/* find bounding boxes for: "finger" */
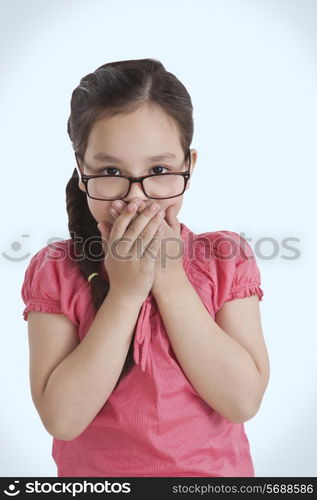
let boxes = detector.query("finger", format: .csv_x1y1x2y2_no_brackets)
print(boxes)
108,200,144,248
110,201,140,242
97,220,106,236
138,209,165,255
137,200,151,212
125,202,164,250
97,221,111,253
111,200,148,225
145,224,163,260
109,200,146,227
111,200,154,229
100,220,112,236
112,199,150,214
109,207,120,222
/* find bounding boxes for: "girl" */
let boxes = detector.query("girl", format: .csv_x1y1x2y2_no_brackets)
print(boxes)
21,58,270,477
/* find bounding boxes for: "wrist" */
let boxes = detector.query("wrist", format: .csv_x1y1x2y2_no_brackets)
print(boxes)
152,269,190,298
106,287,145,310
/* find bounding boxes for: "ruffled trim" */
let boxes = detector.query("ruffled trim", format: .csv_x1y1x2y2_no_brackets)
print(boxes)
225,284,264,303
133,297,153,372
23,301,62,321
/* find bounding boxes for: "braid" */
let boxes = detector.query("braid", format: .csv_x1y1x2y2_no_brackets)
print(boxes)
65,168,136,386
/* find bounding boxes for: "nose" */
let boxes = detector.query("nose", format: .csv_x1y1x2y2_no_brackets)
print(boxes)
122,180,148,204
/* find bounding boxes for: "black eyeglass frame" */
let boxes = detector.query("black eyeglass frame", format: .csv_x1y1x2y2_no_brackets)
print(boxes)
74,148,192,201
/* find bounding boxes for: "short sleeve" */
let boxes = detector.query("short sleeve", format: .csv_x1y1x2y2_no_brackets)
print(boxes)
224,231,264,303
21,246,63,321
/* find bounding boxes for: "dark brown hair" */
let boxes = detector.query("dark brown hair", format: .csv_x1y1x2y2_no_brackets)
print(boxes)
66,58,194,386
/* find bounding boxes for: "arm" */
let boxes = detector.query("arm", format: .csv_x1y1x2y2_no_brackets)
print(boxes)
28,200,163,442
33,291,143,441
153,274,270,423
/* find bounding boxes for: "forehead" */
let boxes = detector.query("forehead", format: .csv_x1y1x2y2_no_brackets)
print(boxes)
85,105,182,160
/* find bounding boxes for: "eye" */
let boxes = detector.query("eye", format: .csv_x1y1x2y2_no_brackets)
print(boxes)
96,165,169,175
99,167,120,175
151,165,169,175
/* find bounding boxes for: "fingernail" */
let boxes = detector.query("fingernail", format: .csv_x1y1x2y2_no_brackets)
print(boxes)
128,202,137,212
132,199,142,207
113,200,124,209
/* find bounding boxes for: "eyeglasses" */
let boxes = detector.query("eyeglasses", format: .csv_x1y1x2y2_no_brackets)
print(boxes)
74,149,191,201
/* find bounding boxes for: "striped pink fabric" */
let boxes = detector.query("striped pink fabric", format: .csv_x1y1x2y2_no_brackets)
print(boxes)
21,223,264,477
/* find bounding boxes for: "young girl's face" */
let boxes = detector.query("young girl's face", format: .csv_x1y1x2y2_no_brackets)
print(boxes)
77,104,197,228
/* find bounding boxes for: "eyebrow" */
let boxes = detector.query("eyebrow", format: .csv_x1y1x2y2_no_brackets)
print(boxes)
92,152,177,163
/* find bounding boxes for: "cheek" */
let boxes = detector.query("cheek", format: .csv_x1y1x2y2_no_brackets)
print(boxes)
162,198,183,216
87,198,113,222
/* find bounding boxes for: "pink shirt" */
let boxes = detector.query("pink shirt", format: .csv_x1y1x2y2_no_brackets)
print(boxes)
21,222,264,477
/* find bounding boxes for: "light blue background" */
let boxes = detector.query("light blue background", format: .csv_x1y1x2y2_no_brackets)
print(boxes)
1,0,316,477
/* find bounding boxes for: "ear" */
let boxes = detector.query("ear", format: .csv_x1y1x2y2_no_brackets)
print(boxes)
78,178,86,193
75,153,86,193
185,148,197,190
188,148,197,175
